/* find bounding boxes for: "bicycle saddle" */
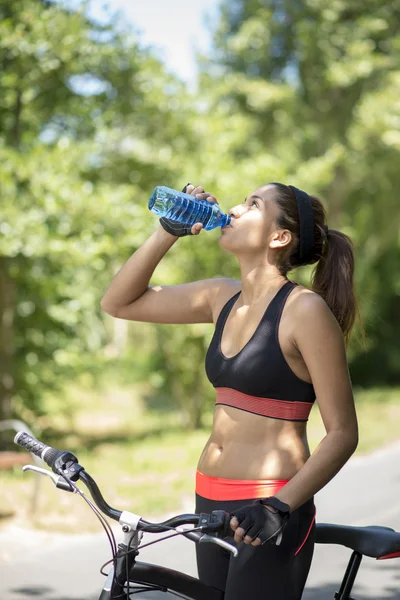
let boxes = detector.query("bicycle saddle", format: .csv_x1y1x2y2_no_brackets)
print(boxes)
316,523,400,559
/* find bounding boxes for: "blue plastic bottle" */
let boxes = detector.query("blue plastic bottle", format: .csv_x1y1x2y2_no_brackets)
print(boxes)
148,186,231,231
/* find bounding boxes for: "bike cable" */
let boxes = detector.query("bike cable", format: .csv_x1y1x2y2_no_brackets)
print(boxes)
99,524,205,570
58,468,206,600
100,525,206,599
57,471,119,592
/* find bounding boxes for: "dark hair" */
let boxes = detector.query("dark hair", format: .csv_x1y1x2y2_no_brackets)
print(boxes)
270,182,363,347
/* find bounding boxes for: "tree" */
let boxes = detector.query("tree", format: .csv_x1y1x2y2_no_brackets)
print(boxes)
196,0,400,383
0,0,194,421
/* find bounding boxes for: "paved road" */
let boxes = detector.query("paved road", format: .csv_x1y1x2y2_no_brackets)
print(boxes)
1,441,400,599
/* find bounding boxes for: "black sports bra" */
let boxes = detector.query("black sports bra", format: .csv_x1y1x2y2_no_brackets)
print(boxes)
205,280,316,421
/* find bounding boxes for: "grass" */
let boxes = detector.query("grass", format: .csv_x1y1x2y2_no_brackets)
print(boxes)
1,381,399,534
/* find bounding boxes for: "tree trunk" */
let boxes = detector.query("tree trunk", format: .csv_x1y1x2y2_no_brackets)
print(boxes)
0,257,16,421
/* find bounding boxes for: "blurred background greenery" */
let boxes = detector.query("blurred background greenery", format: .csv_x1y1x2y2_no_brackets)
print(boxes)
0,0,399,531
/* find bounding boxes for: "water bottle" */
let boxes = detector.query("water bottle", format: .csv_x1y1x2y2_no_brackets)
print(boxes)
148,186,231,231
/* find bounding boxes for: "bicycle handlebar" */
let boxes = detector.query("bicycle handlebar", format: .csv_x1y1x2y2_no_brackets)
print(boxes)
14,431,64,469
14,432,234,543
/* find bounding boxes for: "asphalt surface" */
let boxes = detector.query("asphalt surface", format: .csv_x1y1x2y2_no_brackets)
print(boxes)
1,440,400,600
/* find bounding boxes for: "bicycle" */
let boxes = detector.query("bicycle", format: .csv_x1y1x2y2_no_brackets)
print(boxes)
14,431,400,600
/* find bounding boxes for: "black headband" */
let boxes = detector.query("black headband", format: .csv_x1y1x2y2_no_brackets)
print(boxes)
288,185,315,263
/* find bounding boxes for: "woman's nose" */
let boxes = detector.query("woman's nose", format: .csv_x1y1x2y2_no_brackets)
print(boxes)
228,205,244,218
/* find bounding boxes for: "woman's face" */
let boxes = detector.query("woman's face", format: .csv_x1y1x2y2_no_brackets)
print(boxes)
218,184,286,255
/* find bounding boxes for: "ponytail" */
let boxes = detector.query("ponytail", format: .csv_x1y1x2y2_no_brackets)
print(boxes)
311,228,362,347
271,182,364,347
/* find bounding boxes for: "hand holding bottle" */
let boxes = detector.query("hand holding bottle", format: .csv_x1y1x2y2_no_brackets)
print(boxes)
185,184,220,235
155,183,225,238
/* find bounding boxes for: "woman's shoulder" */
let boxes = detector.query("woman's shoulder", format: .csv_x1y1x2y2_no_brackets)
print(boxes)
291,283,326,305
289,284,341,330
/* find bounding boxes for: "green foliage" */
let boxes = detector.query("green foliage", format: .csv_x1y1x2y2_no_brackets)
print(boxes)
1,0,399,429
0,0,196,422
197,0,400,378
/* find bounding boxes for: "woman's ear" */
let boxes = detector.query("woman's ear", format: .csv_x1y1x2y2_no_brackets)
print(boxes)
269,229,292,249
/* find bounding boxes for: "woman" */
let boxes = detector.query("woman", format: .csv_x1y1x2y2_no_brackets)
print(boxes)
100,182,359,599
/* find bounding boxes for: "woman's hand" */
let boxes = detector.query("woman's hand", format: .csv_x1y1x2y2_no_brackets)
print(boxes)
230,500,290,547
185,184,219,235
159,183,219,237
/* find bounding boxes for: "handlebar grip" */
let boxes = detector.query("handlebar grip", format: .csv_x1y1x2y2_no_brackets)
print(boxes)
14,431,64,471
14,431,50,457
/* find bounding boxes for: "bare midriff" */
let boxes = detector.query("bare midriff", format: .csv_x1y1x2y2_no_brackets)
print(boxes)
198,281,314,482
196,404,311,481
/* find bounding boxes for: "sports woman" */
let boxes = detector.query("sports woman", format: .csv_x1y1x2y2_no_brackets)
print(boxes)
101,182,359,599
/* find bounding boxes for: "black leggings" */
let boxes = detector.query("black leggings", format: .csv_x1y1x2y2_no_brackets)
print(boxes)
195,494,316,600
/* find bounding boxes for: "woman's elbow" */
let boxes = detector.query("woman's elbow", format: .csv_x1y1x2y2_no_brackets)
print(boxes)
343,428,359,455
330,427,358,455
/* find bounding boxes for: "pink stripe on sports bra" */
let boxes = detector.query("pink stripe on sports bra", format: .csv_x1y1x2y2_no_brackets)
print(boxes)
215,387,314,421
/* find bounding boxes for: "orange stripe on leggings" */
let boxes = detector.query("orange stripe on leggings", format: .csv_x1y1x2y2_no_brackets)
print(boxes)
294,505,316,556
196,470,289,501
215,387,313,421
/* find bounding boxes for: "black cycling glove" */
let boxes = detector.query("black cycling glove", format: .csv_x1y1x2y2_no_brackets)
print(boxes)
159,183,193,237
231,496,291,546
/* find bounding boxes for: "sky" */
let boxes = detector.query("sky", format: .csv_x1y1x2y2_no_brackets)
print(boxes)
89,0,220,90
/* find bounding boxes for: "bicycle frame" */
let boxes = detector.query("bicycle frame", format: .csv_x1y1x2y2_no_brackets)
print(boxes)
19,464,231,599
98,515,400,600
98,514,224,600
98,526,365,600
332,549,362,600
17,465,382,600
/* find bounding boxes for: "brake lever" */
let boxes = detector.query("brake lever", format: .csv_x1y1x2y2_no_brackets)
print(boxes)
179,527,238,557
199,534,238,557
22,464,75,493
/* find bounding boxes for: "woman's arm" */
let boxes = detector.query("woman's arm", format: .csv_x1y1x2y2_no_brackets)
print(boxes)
274,291,359,512
100,225,178,312
100,184,222,322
